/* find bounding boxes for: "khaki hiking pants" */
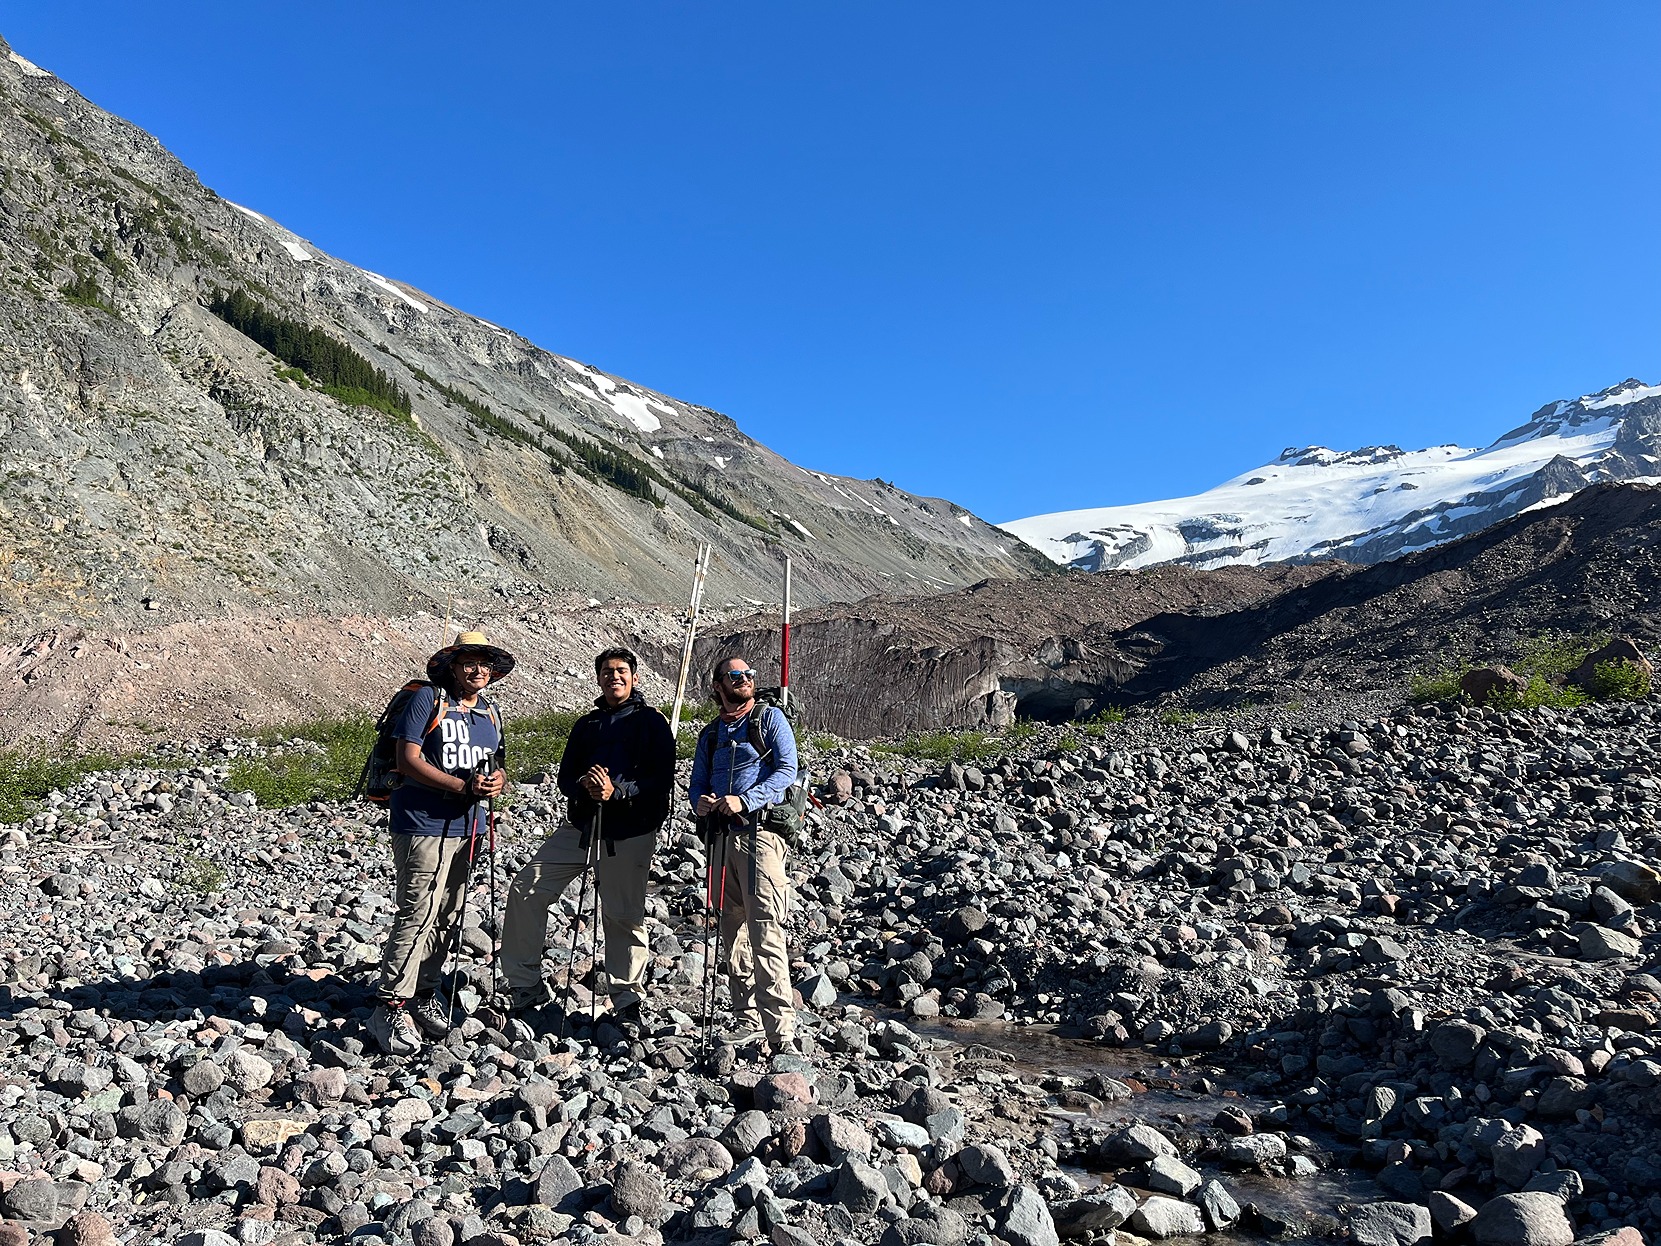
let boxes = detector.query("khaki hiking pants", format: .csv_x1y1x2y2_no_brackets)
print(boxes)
378,832,475,1003
501,820,655,1009
719,824,795,1044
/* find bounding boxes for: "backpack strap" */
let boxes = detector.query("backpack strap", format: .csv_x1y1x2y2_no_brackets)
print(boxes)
425,686,450,738
747,705,773,761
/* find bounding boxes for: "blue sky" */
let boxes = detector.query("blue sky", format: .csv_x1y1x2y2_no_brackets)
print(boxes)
7,4,1658,522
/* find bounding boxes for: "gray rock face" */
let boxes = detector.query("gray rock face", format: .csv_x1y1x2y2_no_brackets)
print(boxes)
1348,1201,1433,1246
0,38,1043,646
1052,1185,1139,1239
1471,1193,1575,1246
1129,1195,1206,1239
609,1160,664,1222
1001,1185,1060,1246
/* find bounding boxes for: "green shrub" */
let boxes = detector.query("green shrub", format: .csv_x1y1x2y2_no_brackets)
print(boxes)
508,709,584,783
61,272,113,311
1513,632,1607,682
1158,708,1201,726
875,730,1000,764
1083,706,1126,738
1487,674,1588,712
1588,659,1651,701
1006,720,1039,743
176,854,226,896
227,715,377,808
1056,731,1080,754
0,749,122,824
1409,668,1468,704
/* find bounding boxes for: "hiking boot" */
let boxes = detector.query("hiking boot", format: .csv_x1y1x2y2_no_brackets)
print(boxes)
408,993,454,1040
770,1034,803,1057
368,1002,422,1057
612,1001,647,1040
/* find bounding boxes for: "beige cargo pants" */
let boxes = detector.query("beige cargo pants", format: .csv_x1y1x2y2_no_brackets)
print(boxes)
718,824,795,1044
378,832,474,1002
500,820,655,1009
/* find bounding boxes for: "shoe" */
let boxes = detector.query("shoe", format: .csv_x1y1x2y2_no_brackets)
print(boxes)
613,1001,646,1040
368,1003,422,1056
409,993,454,1040
770,1034,803,1057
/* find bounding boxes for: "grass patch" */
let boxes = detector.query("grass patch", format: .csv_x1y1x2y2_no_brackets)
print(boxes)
875,729,1001,764
1486,675,1588,712
0,749,124,824
1409,669,1467,704
1159,708,1202,726
508,709,584,783
1082,706,1126,738
227,716,378,808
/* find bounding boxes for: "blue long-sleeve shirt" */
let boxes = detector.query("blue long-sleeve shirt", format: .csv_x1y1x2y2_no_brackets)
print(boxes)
688,705,798,816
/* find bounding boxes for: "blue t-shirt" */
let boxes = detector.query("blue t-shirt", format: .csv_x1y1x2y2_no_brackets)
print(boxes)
387,685,503,837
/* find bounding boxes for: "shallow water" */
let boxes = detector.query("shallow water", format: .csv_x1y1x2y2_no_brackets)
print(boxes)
908,1016,1384,1243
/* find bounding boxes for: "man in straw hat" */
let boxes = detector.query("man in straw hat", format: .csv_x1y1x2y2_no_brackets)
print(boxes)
369,630,512,1056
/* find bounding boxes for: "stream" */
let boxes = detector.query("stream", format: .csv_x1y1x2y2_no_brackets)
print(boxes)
909,1015,1386,1242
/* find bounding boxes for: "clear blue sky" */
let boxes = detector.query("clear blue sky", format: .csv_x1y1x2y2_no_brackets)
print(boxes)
8,4,1658,522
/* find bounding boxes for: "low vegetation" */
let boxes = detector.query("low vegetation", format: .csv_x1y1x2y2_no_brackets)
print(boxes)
0,749,124,824
226,716,378,808
1409,631,1650,708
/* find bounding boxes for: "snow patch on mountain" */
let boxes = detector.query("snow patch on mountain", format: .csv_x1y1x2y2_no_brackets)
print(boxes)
1003,379,1661,571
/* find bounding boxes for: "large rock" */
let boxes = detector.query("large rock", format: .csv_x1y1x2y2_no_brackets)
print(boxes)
834,1156,888,1215
1577,925,1642,961
1052,1186,1139,1239
1600,860,1661,904
1471,1193,1574,1246
1001,1186,1059,1246
1566,637,1652,692
1101,1123,1178,1163
1129,1196,1206,1239
1491,1125,1548,1188
534,1155,583,1209
2,1178,58,1222
1461,666,1528,705
609,1160,664,1222
1348,1202,1433,1246
955,1143,1016,1188
662,1137,734,1180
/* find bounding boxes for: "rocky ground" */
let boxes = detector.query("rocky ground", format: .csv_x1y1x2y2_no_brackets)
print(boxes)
0,692,1656,1246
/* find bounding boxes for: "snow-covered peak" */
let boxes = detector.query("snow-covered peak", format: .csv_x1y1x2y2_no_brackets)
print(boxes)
1004,379,1661,571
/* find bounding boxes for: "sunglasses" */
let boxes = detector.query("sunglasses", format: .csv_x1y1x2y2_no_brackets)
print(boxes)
722,669,757,684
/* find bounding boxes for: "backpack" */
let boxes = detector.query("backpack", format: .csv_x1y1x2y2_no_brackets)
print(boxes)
698,688,811,841
355,681,501,804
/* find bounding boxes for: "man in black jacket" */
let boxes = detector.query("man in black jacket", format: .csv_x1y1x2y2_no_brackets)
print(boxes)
500,647,674,1031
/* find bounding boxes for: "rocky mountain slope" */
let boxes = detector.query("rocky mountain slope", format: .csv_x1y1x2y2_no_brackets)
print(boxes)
0,36,1049,639
685,481,1661,736
1005,380,1661,571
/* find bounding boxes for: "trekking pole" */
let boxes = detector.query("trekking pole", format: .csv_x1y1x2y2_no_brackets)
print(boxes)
558,815,591,1039
697,830,717,1063
670,543,712,736
589,803,604,1030
486,794,501,999
781,555,792,712
448,801,480,1030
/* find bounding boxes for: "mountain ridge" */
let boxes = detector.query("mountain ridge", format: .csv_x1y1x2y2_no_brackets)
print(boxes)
0,36,1050,635
1004,378,1661,571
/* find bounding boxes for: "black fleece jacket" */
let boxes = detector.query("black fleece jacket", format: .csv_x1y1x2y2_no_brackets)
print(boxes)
557,691,675,841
